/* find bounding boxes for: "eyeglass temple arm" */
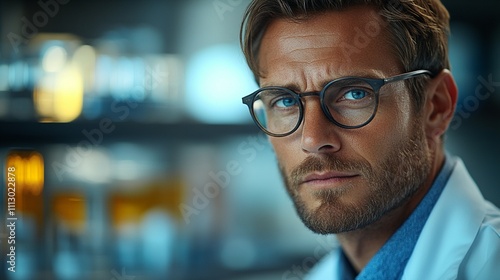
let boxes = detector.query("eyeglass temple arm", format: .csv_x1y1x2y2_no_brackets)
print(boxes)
383,69,435,84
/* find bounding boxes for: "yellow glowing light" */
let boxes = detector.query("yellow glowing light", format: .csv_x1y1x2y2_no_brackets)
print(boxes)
34,65,84,122
53,66,84,121
53,194,87,232
6,150,44,196
72,45,97,90
42,46,67,73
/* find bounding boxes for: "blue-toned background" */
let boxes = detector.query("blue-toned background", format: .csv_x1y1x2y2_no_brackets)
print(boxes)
0,0,498,279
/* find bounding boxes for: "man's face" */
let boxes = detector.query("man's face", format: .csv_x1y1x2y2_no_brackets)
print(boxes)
258,7,433,234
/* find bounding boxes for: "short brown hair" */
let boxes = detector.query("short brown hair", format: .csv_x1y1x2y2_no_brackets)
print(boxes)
240,0,451,111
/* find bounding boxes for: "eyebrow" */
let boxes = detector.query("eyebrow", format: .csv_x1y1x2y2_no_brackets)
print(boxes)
260,70,385,92
260,82,328,93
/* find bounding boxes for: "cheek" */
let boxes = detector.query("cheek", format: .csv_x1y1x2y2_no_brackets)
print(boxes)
389,83,414,130
352,93,415,160
387,85,414,126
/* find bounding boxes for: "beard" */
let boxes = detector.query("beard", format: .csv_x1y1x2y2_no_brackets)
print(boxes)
279,121,432,234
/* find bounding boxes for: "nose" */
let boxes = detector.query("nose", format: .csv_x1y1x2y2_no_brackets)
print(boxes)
300,98,342,153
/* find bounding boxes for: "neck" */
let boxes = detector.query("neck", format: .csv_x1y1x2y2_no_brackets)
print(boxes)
337,150,445,273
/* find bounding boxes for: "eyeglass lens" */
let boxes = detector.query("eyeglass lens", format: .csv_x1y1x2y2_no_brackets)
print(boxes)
252,78,378,135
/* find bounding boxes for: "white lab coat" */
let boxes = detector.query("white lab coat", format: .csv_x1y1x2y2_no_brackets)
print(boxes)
307,159,500,280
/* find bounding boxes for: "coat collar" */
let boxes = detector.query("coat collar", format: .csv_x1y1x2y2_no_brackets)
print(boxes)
402,158,487,279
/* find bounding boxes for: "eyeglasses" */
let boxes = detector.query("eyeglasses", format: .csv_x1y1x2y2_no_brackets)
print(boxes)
242,69,433,137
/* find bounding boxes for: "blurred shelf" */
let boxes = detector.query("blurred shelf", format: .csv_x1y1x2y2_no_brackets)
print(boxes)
0,121,261,145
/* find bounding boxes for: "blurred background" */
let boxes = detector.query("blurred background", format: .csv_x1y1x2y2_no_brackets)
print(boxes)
0,0,498,279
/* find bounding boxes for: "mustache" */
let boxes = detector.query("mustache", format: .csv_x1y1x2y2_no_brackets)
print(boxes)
289,155,371,187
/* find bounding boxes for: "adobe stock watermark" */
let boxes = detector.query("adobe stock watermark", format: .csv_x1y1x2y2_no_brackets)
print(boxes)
213,0,243,21
7,0,71,53
450,74,499,130
281,235,339,280
51,64,167,181
338,10,385,63
179,132,269,224
110,267,135,280
338,0,404,63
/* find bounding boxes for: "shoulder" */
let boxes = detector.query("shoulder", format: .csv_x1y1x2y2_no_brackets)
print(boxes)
403,158,499,279
481,200,500,234
458,201,500,278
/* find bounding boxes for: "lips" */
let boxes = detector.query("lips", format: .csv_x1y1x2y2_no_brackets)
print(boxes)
300,171,359,187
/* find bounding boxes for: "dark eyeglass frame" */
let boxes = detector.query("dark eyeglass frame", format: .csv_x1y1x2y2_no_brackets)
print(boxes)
242,69,434,137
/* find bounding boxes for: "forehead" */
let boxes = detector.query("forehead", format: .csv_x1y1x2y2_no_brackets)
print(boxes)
258,6,402,87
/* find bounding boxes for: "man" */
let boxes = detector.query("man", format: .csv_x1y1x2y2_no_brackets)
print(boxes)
240,0,500,279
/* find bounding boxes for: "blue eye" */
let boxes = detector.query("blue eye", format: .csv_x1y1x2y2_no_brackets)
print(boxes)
344,89,367,100
275,97,298,108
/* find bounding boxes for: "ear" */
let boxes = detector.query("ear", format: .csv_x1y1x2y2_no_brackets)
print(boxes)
423,69,458,142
